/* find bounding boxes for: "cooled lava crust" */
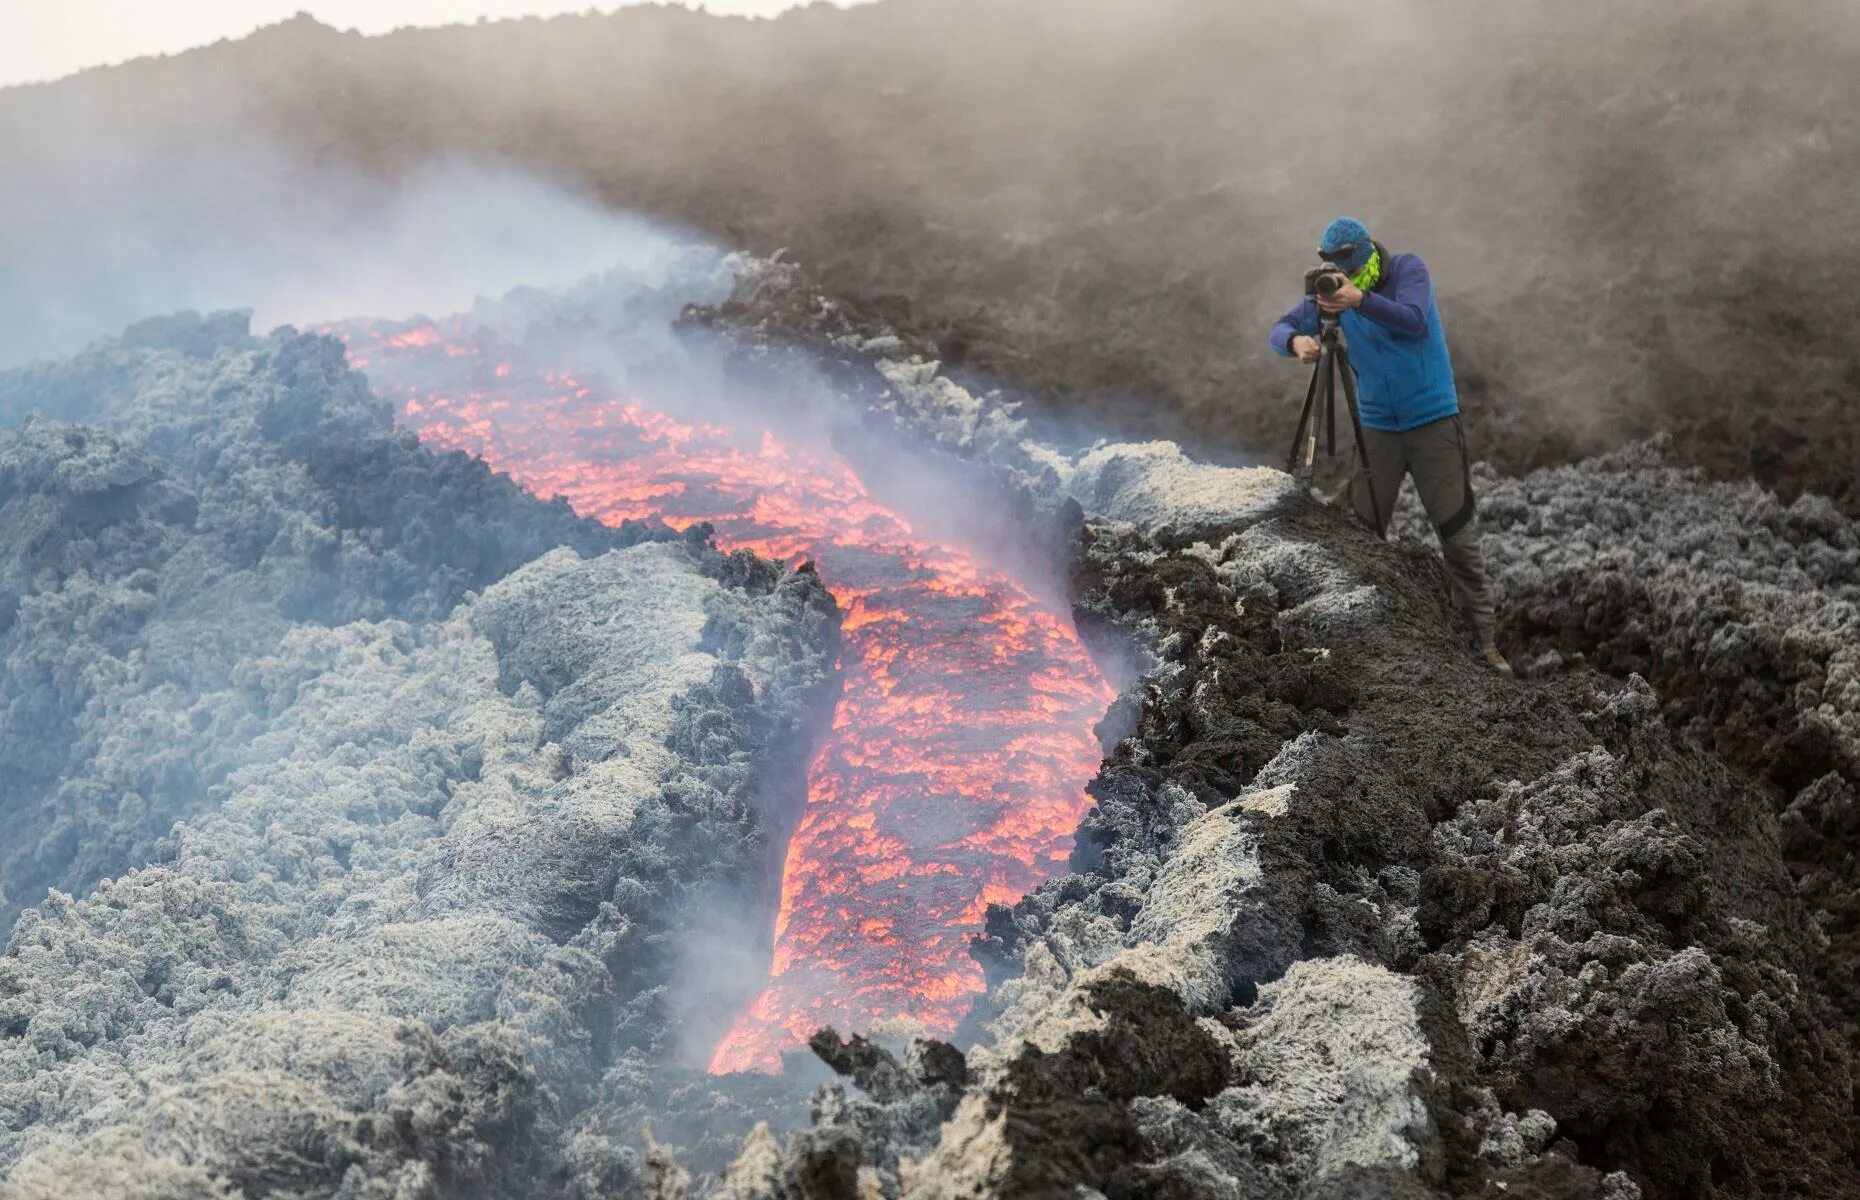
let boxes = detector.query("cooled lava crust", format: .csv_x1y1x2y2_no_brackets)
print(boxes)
2,269,1855,1199
688,270,1860,1200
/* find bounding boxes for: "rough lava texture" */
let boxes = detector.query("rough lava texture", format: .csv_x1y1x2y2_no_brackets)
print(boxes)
1459,438,1860,1057
0,316,839,1196
7,258,1860,1199
681,270,1859,1200
0,313,636,934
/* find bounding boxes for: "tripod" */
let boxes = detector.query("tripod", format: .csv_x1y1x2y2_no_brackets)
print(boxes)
1284,312,1383,535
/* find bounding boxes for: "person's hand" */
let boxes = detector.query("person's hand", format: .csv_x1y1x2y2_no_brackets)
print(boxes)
1290,335,1320,363
1316,280,1364,313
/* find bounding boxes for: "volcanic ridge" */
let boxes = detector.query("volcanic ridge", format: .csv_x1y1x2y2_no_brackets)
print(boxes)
3,1,1860,1193
0,241,1853,1200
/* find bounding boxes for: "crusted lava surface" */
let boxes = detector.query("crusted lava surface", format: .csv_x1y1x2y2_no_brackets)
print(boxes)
0,312,841,1195
1469,439,1860,1064
688,268,1860,1200
3,255,1858,1199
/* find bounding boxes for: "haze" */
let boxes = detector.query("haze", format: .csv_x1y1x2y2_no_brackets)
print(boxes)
1,0,1854,508
0,1,866,88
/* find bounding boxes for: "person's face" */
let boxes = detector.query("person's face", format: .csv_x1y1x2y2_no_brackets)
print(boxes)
1318,242,1365,274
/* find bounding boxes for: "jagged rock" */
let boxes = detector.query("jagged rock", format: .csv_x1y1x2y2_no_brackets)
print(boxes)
0,322,839,1196
1437,440,1860,1062
0,315,643,935
9,245,1860,1200
676,266,1859,1197
1213,957,1433,1184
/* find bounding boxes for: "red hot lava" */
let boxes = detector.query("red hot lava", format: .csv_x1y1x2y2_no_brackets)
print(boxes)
339,317,1113,1074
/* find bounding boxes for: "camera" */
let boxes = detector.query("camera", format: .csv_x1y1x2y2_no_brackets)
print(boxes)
1305,266,1348,298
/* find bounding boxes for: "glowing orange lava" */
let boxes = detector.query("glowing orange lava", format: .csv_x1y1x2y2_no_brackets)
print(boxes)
336,317,1113,1073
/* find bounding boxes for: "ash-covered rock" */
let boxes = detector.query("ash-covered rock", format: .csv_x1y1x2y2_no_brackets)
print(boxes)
719,421,1854,1196
1450,436,1860,1075
0,313,643,934
1445,437,1859,791
1009,480,1848,1197
0,536,836,1195
0,317,839,1197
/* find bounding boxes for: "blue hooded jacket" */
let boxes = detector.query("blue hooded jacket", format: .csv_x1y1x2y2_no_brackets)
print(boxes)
1268,245,1459,433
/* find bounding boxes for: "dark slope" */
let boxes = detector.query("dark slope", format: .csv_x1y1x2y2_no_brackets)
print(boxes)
4,0,1857,509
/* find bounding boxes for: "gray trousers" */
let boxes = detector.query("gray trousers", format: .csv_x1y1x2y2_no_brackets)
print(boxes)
1347,414,1497,647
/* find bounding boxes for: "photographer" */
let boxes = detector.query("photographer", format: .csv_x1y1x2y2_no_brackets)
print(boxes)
1268,217,1509,675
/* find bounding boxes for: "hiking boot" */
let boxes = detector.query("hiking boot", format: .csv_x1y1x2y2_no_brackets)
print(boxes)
1480,644,1513,676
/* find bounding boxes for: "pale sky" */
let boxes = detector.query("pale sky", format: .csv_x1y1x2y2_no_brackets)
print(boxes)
0,2,858,89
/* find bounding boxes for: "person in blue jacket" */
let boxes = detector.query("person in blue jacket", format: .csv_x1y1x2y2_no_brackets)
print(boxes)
1269,216,1509,674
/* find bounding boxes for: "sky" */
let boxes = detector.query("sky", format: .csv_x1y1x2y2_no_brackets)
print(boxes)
0,1,858,89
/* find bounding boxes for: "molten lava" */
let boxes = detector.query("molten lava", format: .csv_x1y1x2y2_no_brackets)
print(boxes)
339,317,1113,1073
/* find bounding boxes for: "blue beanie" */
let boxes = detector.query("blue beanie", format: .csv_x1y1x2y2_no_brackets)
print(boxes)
1320,217,1375,272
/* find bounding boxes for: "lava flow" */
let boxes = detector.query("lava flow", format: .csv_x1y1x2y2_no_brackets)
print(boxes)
338,316,1114,1073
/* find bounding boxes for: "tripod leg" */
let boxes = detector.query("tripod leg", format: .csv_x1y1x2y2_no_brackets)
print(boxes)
1335,348,1384,537
1322,348,1337,459
1318,344,1338,466
1285,361,1323,475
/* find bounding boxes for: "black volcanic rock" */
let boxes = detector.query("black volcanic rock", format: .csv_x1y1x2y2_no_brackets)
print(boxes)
1462,436,1860,1100
669,278,1857,1196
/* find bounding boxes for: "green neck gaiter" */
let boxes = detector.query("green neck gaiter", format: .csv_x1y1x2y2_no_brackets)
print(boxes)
1351,249,1383,293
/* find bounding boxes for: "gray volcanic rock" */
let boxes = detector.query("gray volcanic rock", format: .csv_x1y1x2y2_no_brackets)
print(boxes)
1438,437,1859,792
0,316,839,1197
0,314,635,934
0,538,836,1196
672,288,1856,1196
1460,436,1860,1082
986,480,1848,1198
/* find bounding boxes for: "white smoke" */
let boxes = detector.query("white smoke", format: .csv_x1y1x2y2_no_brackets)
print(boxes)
0,141,703,366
